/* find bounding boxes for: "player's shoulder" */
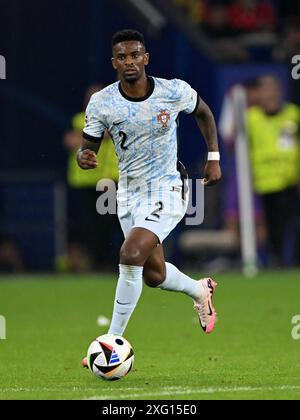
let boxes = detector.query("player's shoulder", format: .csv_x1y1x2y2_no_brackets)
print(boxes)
89,82,119,104
153,77,193,97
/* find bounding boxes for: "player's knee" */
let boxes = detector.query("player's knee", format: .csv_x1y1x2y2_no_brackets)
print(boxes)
120,243,143,266
143,270,165,288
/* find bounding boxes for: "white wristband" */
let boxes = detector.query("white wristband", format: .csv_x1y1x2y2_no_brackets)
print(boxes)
207,152,220,161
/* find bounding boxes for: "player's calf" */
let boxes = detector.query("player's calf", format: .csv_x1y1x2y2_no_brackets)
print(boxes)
143,269,165,288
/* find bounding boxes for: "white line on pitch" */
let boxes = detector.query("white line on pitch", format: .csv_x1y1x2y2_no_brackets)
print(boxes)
0,386,141,394
84,385,300,400
1,385,299,398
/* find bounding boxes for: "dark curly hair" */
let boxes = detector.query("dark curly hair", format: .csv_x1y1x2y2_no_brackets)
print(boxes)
112,29,146,49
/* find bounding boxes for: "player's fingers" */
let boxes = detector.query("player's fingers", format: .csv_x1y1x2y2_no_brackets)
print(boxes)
81,149,96,156
202,177,219,186
85,150,97,158
81,150,96,160
81,162,98,169
77,150,98,169
84,160,98,167
81,151,97,162
202,179,214,186
83,158,98,166
87,156,98,165
79,156,98,169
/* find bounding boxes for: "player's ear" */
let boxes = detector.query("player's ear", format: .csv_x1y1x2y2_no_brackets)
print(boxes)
144,53,149,66
111,57,117,70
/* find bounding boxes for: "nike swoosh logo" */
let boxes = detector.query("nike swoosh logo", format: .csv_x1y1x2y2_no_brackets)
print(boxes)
113,120,126,126
207,301,213,316
116,300,130,305
145,216,160,223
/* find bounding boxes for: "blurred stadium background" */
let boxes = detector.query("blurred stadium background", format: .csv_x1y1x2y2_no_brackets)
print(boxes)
1,0,300,401
0,0,300,275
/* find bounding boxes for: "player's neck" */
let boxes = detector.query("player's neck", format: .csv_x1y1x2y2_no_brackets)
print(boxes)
120,74,150,99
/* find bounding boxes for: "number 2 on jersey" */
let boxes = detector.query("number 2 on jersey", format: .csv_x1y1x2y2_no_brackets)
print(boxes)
119,131,128,150
145,201,164,223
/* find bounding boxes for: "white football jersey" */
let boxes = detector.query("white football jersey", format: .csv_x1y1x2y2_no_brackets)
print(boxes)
83,77,199,200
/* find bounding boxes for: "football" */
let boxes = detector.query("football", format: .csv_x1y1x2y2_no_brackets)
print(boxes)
86,334,134,380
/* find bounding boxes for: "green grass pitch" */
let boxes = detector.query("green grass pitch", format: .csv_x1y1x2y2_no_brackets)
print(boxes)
0,271,300,400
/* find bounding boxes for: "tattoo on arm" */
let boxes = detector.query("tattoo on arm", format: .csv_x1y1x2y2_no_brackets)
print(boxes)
194,98,219,152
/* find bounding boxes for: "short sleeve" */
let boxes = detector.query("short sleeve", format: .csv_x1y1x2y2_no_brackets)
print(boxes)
175,79,199,115
82,93,106,142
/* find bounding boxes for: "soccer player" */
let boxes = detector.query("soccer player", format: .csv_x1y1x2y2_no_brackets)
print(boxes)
78,29,222,346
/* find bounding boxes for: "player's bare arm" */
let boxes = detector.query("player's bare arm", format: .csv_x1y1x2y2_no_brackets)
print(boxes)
194,99,222,187
77,138,101,170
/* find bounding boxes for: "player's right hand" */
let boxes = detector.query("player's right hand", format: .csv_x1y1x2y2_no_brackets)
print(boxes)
77,149,98,169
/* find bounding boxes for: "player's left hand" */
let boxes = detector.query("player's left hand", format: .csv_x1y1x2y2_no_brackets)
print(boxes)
202,161,222,187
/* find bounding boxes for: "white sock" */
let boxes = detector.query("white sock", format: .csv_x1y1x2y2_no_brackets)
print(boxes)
157,262,202,299
108,264,143,336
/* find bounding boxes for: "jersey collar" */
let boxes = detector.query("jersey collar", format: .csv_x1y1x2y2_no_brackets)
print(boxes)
118,76,155,102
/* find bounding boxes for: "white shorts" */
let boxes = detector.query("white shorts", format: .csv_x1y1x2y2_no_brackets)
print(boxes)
117,188,189,243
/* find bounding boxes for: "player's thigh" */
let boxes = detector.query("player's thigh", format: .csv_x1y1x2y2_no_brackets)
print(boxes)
120,227,160,266
143,245,166,287
133,189,189,244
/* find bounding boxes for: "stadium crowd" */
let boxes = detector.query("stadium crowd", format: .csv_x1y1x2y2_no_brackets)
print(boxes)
172,0,300,61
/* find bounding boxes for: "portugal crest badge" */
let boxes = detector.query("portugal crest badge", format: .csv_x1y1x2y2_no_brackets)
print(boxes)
157,110,170,128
